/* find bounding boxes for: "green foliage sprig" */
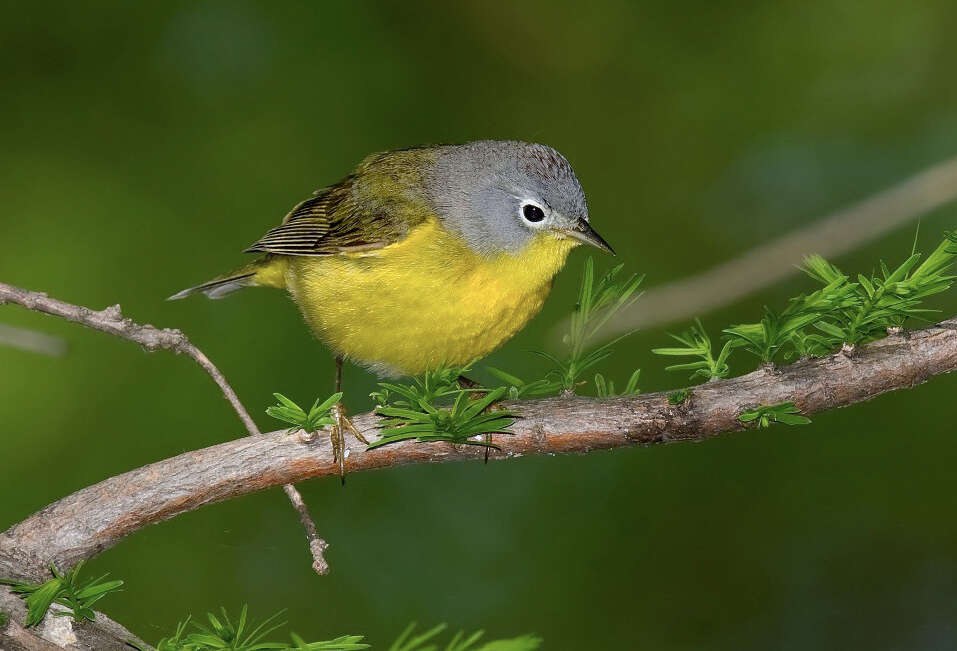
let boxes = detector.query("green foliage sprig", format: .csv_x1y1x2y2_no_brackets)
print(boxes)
484,367,557,400
738,402,811,428
153,618,191,651
177,606,288,650
559,257,644,389
656,231,957,375
146,608,540,651
369,366,469,409
289,633,370,650
0,562,123,627
667,388,691,405
148,606,367,651
652,319,733,381
266,392,342,435
802,235,957,348
594,369,641,397
370,368,515,449
491,257,643,397
388,622,541,651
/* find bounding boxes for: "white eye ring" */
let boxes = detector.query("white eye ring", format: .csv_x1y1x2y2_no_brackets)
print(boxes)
520,201,547,224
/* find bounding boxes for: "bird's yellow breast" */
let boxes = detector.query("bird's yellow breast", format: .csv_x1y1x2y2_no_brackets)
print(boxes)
282,219,575,376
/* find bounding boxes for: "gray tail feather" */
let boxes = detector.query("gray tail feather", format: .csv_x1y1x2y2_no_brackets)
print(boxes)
167,272,256,301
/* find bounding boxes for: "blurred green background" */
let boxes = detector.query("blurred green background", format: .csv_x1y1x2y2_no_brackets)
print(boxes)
3,1,957,648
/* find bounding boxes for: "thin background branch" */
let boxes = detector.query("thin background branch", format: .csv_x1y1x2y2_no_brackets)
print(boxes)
566,154,957,342
0,281,331,576
0,323,67,356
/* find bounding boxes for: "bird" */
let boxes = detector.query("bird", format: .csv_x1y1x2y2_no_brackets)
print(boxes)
170,140,614,474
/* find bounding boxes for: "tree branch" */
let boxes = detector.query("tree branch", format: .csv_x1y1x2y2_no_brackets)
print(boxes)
0,281,331,576
3,316,957,582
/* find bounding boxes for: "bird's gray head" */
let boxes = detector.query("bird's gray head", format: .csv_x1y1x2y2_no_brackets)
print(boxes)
425,140,613,256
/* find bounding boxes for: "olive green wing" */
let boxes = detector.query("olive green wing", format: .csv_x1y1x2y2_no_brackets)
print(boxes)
244,174,411,256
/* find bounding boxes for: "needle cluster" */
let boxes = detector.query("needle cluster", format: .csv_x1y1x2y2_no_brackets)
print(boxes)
146,605,366,650
655,231,957,377
489,257,643,397
266,393,342,436
370,368,515,449
0,562,123,627
738,402,811,428
145,606,541,651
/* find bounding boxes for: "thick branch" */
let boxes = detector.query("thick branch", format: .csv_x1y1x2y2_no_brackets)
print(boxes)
3,318,957,580
0,281,330,576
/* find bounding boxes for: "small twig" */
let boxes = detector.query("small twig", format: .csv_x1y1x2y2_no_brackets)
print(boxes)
0,281,330,576
281,484,329,575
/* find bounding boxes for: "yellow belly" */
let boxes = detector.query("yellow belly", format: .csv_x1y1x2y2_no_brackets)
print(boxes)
282,219,576,376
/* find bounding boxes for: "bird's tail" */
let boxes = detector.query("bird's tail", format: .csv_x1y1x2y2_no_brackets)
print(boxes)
167,256,287,301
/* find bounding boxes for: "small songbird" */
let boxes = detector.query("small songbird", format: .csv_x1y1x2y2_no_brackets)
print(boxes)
170,140,613,471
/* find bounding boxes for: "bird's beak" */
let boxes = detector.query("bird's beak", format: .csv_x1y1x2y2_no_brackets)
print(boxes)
560,218,615,255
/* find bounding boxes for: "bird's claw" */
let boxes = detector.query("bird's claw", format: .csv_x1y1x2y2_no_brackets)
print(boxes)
330,402,368,483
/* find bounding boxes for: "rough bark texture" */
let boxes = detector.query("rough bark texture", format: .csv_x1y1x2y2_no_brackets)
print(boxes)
3,318,956,586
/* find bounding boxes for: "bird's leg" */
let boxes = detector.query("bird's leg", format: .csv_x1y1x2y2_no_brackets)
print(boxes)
456,374,494,463
336,357,368,444
331,356,369,484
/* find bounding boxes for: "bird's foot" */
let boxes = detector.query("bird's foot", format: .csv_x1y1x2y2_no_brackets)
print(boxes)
331,402,369,484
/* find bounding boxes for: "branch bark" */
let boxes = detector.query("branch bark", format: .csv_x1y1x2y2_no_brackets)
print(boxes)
0,281,330,577
3,316,957,583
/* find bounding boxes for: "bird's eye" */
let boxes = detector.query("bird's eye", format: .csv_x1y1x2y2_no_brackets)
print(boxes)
522,203,546,223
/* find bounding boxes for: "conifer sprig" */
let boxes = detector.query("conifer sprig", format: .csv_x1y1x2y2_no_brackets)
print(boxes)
266,392,342,435
738,402,811,428
371,375,514,449
145,607,541,651
0,562,123,627
388,622,541,651
656,230,957,375
491,257,643,397
652,319,733,381
147,605,369,651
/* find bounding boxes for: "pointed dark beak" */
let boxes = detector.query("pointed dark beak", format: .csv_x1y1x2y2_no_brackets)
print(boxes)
562,218,615,255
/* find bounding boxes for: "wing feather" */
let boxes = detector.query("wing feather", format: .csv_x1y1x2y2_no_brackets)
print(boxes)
244,149,433,257
244,177,386,256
